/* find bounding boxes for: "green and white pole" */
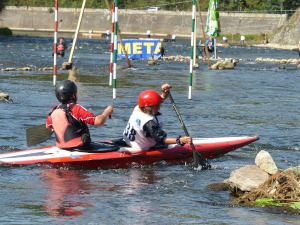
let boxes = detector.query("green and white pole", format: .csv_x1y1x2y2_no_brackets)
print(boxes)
113,0,118,99
189,0,196,100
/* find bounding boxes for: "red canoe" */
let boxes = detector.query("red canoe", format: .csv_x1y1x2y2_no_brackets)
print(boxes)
0,135,259,169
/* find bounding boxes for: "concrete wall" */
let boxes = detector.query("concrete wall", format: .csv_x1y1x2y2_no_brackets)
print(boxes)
0,6,287,37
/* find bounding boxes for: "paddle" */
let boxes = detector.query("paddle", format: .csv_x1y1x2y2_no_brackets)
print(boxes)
26,124,54,147
168,91,211,169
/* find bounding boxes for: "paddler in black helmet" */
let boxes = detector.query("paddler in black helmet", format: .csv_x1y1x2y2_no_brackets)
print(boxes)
46,80,113,149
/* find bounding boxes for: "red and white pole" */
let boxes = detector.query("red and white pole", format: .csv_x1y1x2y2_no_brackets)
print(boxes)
53,0,58,86
109,2,115,86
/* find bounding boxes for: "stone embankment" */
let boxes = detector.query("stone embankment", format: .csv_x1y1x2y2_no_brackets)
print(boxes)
0,6,288,38
208,150,300,210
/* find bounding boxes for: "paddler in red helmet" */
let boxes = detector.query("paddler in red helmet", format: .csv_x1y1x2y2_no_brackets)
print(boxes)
46,80,113,149
123,84,192,150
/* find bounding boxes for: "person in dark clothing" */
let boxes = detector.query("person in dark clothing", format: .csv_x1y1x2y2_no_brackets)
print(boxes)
46,80,113,149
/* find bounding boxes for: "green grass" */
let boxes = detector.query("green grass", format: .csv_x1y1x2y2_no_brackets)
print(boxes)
218,33,271,43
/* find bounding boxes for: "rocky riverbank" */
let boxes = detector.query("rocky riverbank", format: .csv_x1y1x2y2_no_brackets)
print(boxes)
208,150,300,211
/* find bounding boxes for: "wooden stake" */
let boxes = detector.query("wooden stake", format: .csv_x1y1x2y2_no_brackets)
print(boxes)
196,0,211,68
67,0,87,65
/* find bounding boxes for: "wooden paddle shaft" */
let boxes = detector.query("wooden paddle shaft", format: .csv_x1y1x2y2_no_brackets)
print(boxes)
168,91,210,169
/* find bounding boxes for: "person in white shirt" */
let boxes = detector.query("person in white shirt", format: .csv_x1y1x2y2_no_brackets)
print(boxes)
123,84,192,150
147,29,151,38
172,34,176,42
240,35,245,46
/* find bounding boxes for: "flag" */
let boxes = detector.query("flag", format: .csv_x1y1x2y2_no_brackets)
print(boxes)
205,0,221,38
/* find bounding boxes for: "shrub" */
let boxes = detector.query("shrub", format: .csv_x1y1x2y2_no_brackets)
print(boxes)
0,27,13,36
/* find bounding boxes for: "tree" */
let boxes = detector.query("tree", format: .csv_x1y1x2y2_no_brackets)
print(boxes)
0,0,9,13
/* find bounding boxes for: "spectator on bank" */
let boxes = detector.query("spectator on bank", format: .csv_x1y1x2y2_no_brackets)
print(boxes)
172,34,176,42
240,35,245,46
160,46,165,57
147,29,151,38
222,36,228,43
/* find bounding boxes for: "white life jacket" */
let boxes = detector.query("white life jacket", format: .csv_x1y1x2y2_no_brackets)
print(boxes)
123,106,163,150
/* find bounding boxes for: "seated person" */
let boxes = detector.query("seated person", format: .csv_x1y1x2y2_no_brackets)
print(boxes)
123,84,192,150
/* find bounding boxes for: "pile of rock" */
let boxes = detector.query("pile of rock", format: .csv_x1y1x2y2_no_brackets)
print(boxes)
224,150,278,193
210,58,238,70
209,150,300,208
256,57,299,64
1,67,32,71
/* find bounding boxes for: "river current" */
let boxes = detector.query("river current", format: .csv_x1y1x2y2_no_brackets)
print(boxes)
0,34,299,224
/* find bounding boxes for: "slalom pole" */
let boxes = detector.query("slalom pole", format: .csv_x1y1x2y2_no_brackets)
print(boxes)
189,0,196,100
113,0,118,99
109,2,115,86
193,17,197,67
53,0,58,86
105,0,132,72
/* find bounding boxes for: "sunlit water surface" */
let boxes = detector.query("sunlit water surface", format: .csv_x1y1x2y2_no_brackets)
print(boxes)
0,35,299,224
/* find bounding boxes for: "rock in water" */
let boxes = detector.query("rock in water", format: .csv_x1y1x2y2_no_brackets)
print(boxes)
255,150,278,175
62,62,72,70
224,165,270,192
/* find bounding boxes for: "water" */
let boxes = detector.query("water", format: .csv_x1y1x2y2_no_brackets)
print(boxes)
0,34,300,224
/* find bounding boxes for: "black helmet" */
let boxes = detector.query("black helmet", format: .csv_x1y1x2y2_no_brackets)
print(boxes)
55,80,77,103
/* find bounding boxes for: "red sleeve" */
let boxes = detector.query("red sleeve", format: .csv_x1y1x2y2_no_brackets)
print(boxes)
46,105,59,129
71,104,96,125
46,115,53,129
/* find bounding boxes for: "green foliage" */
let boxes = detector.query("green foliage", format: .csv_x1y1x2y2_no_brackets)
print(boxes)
0,27,13,36
0,0,9,13
255,198,283,207
290,202,300,210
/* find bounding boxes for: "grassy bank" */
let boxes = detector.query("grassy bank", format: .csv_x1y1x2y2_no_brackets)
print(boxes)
219,33,271,43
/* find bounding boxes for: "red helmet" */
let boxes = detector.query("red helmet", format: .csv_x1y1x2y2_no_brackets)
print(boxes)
139,90,162,107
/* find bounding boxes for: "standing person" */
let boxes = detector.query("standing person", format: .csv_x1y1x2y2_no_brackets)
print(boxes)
123,84,192,150
206,36,214,53
171,34,176,42
160,46,165,57
147,29,151,38
57,37,68,57
46,80,113,149
222,36,228,43
240,35,245,46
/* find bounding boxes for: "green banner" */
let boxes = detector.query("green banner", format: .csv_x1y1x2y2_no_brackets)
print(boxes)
205,0,221,38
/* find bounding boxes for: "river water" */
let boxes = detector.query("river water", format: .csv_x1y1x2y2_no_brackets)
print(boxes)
0,34,299,224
